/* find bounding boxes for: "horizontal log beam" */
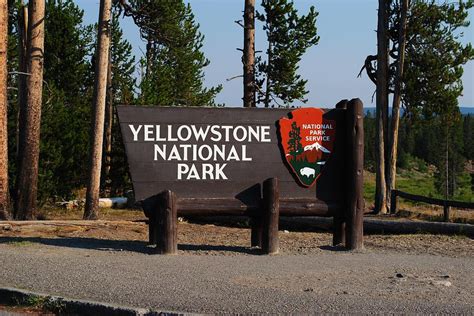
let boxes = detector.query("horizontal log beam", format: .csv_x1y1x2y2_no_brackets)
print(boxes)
394,190,473,210
173,198,339,217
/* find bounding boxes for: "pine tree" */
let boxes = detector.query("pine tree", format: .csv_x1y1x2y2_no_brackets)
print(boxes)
401,0,474,120
36,0,94,202
434,111,466,198
362,0,473,211
243,0,256,108
256,0,319,107
374,0,389,214
105,10,136,196
137,0,221,107
0,0,9,220
15,0,45,219
84,0,112,220
463,115,473,161
110,11,136,105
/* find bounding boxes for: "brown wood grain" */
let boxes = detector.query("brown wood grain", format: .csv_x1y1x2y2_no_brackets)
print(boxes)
345,99,364,250
262,178,279,254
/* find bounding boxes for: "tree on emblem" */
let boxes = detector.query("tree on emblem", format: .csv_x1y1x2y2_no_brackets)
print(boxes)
288,122,303,161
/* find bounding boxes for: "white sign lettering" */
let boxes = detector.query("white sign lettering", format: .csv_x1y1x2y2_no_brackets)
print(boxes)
131,124,271,180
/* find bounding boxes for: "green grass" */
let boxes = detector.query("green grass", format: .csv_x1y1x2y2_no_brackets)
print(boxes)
364,168,473,206
12,294,65,314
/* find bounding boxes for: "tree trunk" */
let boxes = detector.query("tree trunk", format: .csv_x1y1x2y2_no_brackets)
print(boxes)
387,0,408,208
243,0,255,108
15,0,45,220
375,0,389,214
0,0,10,220
103,55,113,196
14,2,28,215
264,34,272,108
84,0,112,220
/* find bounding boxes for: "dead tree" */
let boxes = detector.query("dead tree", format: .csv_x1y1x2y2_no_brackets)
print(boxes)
0,0,10,220
14,1,28,214
84,0,112,220
387,0,408,208
243,0,256,108
103,54,113,195
15,0,45,220
374,0,390,214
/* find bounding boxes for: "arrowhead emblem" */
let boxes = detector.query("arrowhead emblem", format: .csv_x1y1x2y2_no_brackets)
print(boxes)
278,108,336,187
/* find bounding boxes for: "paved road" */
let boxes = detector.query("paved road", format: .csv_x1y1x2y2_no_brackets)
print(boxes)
0,239,473,314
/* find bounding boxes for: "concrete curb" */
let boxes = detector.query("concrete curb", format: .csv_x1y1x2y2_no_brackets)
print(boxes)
0,287,196,316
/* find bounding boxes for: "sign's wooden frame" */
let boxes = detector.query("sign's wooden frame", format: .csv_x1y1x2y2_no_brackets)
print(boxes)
118,98,364,254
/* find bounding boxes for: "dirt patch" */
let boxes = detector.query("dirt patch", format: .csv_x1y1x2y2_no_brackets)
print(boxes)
1,220,472,258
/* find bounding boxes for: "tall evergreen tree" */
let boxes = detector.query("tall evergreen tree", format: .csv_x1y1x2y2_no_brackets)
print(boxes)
37,0,94,202
104,10,136,196
434,111,466,198
110,11,136,105
84,0,112,220
15,0,45,219
0,0,9,220
374,0,389,214
255,0,319,107
362,0,473,210
401,0,473,199
243,0,256,108
137,0,221,107
463,115,474,161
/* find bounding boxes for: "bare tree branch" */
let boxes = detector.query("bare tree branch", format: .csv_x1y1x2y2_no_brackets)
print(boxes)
226,75,243,81
234,20,244,28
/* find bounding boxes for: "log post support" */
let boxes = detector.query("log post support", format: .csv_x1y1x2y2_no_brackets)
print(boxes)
262,178,279,255
156,190,178,255
443,203,450,222
332,215,346,247
390,190,398,214
250,216,263,248
333,100,349,246
149,220,157,245
141,195,159,245
345,99,364,250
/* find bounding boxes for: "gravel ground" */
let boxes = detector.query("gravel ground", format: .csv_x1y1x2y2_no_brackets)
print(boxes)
0,221,473,314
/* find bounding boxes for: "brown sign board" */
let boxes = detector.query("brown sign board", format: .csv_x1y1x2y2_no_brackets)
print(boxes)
118,99,364,254
117,106,346,208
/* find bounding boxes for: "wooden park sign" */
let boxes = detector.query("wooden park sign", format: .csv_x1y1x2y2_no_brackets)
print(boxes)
117,98,364,254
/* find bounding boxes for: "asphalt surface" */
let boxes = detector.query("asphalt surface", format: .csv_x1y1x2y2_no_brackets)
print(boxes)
0,240,473,314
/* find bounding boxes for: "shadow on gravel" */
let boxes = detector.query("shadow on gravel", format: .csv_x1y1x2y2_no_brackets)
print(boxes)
0,237,260,255
319,245,347,252
0,236,151,254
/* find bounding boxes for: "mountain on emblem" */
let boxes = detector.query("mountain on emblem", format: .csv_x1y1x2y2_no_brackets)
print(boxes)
278,108,336,187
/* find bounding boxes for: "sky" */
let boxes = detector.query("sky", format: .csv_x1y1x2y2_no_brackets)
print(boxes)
75,0,474,108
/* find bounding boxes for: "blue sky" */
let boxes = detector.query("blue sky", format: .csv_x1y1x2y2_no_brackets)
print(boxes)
75,0,473,107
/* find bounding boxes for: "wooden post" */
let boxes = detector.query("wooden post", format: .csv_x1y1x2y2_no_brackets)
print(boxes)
141,195,159,245
148,220,157,245
250,216,263,248
345,99,364,250
332,216,346,246
156,190,177,254
443,203,450,222
262,178,279,254
390,190,398,214
333,100,348,246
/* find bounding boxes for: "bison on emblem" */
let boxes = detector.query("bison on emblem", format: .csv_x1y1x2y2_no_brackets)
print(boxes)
300,167,316,178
